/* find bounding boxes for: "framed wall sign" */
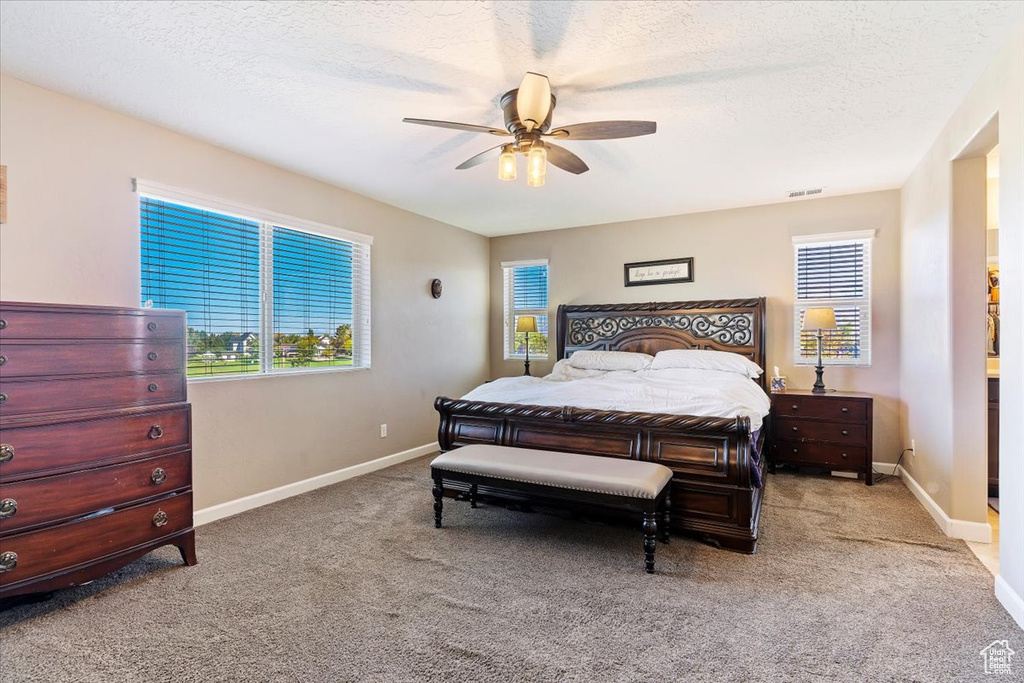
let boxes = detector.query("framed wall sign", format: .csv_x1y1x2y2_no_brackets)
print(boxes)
623,257,694,287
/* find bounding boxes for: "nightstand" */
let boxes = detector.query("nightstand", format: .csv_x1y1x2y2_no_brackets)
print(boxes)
770,390,874,485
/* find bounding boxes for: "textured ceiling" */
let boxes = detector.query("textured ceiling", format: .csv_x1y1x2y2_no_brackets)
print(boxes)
1,1,1021,236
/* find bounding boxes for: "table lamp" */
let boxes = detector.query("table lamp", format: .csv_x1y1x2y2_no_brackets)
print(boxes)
802,307,836,394
516,315,537,376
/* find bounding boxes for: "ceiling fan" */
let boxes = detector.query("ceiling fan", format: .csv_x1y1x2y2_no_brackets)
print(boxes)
403,72,656,187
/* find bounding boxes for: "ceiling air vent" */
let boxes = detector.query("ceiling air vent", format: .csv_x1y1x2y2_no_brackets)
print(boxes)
787,187,824,199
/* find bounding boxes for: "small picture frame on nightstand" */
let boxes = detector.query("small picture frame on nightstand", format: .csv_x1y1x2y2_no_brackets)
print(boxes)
770,376,787,393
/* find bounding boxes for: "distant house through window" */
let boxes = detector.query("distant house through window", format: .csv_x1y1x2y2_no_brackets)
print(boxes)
792,231,874,366
502,259,549,359
138,183,371,379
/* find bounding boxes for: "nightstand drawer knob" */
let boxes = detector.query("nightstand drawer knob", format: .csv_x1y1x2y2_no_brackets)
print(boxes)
151,467,167,485
841,406,849,413
792,447,798,454
791,405,799,411
791,426,798,432
841,430,849,436
152,510,168,527
841,453,848,459
0,551,17,573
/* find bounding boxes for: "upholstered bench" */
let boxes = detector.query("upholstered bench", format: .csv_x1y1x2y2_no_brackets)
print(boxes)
430,444,673,573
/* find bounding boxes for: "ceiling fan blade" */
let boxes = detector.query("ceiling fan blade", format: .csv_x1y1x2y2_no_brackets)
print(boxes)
544,142,589,175
545,121,657,140
456,144,508,170
517,72,552,133
402,118,509,136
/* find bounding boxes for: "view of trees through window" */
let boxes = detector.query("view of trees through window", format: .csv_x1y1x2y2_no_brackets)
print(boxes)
141,196,368,378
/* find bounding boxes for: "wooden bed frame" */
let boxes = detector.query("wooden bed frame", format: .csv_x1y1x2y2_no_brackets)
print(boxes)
434,297,767,553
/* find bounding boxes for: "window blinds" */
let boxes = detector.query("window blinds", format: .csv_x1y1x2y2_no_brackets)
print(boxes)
141,197,261,377
271,226,371,371
502,260,549,358
793,236,872,366
138,183,372,378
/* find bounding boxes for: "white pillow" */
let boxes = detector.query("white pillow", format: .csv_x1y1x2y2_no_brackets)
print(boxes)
566,350,653,372
545,359,611,381
650,349,763,378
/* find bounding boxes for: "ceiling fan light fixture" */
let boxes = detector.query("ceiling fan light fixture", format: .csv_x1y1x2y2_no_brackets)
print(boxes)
517,72,552,133
527,170,546,188
498,146,517,181
527,144,547,184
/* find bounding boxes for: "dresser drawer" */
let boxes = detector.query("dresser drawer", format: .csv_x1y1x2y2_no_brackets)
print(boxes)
0,493,192,588
773,395,867,422
0,341,184,378
0,451,191,534
0,406,189,480
0,372,185,417
776,418,867,446
774,440,867,469
0,307,183,342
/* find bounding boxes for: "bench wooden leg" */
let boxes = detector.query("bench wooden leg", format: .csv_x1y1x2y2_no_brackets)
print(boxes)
469,484,478,508
642,509,657,574
660,490,671,544
432,476,444,528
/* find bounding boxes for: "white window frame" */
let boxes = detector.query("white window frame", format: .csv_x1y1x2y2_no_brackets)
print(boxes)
136,179,372,382
792,230,874,367
502,259,550,360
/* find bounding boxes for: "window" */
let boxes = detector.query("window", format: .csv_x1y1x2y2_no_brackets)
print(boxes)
502,260,549,359
793,231,874,366
138,181,371,379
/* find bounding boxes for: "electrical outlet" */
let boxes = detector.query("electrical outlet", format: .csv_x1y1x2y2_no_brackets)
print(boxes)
380,424,387,438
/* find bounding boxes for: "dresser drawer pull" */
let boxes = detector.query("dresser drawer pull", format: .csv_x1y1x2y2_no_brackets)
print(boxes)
152,510,168,527
151,468,167,485
791,405,799,411
0,355,6,366
147,383,159,393
841,430,849,436
791,426,798,432
148,425,164,440
0,444,13,463
0,319,6,330
791,447,798,454
0,498,17,519
0,551,17,573
147,322,158,331
841,453,849,459
841,406,849,413
147,351,159,361
0,392,6,404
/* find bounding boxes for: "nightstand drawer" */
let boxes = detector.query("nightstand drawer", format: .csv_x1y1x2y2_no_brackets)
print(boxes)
773,395,867,422
774,440,866,468
776,418,867,446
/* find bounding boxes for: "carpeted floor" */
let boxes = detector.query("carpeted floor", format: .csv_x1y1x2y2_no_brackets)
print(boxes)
1,456,1018,682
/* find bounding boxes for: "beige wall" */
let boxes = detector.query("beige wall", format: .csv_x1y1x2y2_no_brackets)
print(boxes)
489,190,902,462
0,75,490,510
900,28,1024,625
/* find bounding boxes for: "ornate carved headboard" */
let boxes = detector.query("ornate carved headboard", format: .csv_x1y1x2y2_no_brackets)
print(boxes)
556,298,768,389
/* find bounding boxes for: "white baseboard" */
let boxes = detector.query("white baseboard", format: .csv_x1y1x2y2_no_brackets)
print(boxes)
194,442,438,527
995,575,1024,630
896,465,992,543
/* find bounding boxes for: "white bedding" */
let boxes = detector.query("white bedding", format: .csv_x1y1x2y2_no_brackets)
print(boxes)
463,365,771,431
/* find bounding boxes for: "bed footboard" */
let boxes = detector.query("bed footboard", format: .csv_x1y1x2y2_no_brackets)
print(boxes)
435,396,764,553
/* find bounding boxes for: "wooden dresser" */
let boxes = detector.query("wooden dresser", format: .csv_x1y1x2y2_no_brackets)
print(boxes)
769,390,874,485
0,301,196,599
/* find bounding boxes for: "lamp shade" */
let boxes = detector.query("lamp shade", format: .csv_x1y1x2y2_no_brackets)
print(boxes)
515,315,538,333
802,307,837,331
